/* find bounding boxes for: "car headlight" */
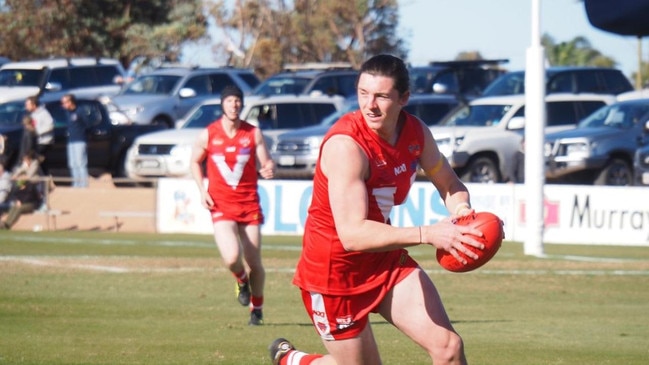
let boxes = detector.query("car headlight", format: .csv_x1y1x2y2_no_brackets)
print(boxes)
565,142,590,159
305,136,323,149
109,110,131,125
170,144,192,158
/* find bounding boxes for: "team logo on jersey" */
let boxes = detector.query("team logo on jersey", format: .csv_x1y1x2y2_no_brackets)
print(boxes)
239,136,252,147
408,142,421,157
374,153,387,167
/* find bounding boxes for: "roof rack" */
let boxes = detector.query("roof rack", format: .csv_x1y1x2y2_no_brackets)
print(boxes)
428,59,509,68
282,62,354,71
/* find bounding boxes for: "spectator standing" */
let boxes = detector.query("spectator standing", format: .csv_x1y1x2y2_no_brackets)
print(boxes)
17,114,37,164
61,94,89,187
0,178,42,230
25,96,54,171
189,85,275,326
270,55,483,365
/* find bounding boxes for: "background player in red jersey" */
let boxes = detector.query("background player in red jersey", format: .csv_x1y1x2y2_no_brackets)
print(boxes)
190,85,275,326
269,55,483,365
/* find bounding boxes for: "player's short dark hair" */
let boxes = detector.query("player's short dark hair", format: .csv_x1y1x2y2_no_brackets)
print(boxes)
357,54,410,96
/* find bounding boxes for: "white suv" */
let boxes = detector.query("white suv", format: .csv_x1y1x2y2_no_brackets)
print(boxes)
0,57,126,103
431,93,616,183
124,94,345,180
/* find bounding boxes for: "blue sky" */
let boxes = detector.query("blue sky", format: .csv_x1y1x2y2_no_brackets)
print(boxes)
399,0,642,78
182,0,644,79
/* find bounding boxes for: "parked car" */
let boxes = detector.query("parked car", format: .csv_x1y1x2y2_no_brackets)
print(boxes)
633,144,649,186
409,59,508,97
252,63,358,98
0,57,126,103
271,94,461,178
107,66,259,128
482,66,633,97
431,93,616,183
545,98,649,186
124,94,346,180
0,95,165,182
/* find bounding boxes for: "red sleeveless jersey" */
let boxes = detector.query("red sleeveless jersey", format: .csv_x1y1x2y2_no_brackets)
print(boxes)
204,119,261,214
293,110,424,295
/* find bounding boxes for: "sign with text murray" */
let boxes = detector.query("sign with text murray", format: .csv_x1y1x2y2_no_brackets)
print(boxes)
156,179,649,246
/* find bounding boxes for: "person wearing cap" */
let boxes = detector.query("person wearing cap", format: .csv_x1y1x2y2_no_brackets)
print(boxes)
189,84,275,326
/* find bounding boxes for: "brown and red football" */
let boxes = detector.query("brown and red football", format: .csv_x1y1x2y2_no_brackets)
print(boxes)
436,211,504,273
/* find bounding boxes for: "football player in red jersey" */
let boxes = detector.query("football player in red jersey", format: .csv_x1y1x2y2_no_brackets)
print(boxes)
190,85,275,326
270,55,482,365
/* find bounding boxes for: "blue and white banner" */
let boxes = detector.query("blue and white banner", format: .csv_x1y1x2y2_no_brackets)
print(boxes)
156,178,649,246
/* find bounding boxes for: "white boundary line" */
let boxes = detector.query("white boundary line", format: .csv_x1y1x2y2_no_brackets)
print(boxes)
2,256,648,276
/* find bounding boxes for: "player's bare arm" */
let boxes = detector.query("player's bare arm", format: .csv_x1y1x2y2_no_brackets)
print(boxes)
189,129,213,209
254,127,275,179
321,135,422,252
418,119,472,216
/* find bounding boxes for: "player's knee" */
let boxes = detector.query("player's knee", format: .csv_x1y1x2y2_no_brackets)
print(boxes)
430,332,465,364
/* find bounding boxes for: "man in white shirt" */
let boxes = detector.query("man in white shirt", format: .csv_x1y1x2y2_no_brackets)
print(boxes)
25,96,54,172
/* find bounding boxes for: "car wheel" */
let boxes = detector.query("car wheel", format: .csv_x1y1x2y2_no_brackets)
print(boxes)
112,153,136,187
151,116,173,128
594,158,633,186
460,156,500,183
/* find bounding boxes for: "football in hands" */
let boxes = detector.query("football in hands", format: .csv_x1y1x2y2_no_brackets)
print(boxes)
436,211,504,273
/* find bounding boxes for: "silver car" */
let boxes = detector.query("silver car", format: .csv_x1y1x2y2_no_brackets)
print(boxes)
108,67,259,128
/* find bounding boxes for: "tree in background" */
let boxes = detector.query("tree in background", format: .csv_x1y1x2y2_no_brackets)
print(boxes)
207,0,407,79
0,0,206,68
542,34,617,68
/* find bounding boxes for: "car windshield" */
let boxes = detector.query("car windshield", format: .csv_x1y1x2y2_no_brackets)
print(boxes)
122,75,181,95
252,76,312,96
319,101,359,126
0,101,25,126
482,72,527,96
183,104,223,128
0,69,44,87
578,102,649,129
441,104,512,127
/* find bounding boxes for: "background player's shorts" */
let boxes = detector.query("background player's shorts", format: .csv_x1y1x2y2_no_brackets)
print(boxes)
210,203,264,225
300,254,417,340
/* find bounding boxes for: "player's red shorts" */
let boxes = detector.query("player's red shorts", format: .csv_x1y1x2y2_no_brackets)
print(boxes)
210,203,264,225
300,253,417,340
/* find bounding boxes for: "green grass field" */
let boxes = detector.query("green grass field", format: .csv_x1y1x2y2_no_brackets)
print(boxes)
1,231,649,364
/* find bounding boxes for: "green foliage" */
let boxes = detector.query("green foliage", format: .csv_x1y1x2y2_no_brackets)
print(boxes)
1,231,649,364
208,0,407,79
542,34,617,68
0,0,206,66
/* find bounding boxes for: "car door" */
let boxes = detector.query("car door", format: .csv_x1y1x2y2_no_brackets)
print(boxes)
176,74,211,119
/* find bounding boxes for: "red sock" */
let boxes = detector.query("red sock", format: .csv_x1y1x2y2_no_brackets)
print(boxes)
233,269,247,284
251,295,264,310
281,351,323,365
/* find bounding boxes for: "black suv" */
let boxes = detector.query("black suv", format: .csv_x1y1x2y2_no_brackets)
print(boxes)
252,63,358,98
482,66,633,97
409,59,509,97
